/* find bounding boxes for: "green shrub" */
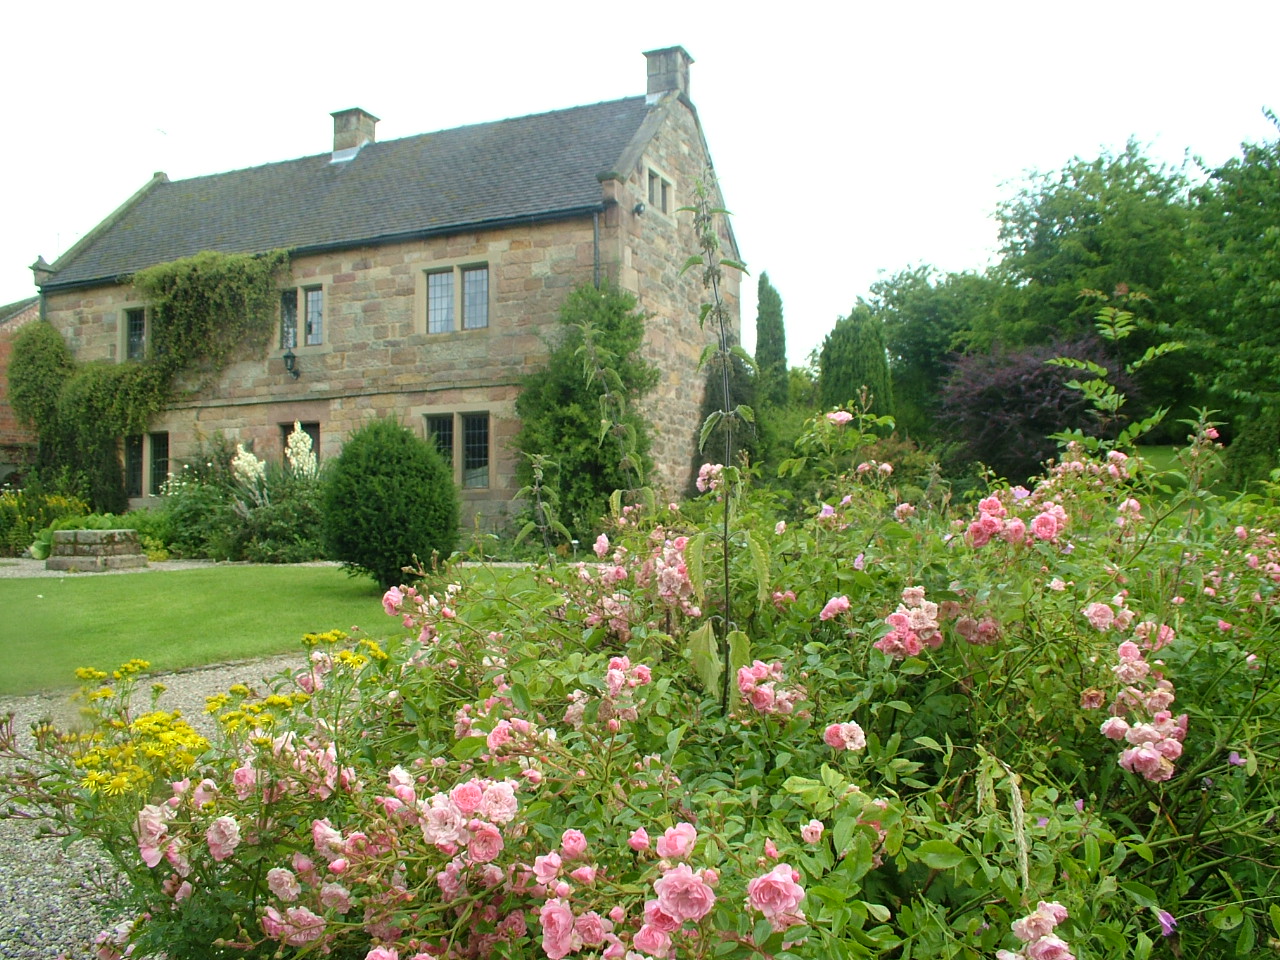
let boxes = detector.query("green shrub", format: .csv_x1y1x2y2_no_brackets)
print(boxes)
1224,404,1280,490
0,488,90,557
513,284,658,538
322,418,458,587
160,469,236,559
236,466,326,564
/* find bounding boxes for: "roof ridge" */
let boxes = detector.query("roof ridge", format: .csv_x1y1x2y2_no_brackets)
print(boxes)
161,95,650,187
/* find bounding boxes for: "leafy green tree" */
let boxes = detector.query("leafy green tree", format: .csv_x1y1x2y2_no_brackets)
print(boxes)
989,140,1192,348
322,418,458,588
754,273,788,410
818,305,894,417
866,266,1002,439
1178,115,1280,424
513,284,658,537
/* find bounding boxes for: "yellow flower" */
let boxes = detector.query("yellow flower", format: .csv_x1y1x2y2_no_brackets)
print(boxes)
80,770,109,793
103,772,132,796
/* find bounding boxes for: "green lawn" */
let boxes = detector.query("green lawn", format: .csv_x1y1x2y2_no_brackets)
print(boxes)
0,566,398,696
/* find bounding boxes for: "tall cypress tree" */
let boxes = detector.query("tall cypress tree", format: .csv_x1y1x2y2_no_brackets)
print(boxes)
755,272,788,409
818,305,894,417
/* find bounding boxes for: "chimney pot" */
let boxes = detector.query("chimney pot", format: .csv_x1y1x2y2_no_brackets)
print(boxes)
643,46,693,100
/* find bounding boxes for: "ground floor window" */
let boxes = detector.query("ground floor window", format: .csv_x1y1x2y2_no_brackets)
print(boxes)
124,432,170,497
424,412,490,488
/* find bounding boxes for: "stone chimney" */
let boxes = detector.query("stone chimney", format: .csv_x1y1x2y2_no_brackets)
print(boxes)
330,108,379,160
644,47,693,100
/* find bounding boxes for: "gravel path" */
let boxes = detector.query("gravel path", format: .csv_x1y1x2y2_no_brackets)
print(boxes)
0,558,308,958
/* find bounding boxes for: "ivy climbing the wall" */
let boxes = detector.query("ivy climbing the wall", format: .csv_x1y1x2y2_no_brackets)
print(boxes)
10,249,288,511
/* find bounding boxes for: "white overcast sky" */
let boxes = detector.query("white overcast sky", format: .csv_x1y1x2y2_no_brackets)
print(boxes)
3,1,1278,367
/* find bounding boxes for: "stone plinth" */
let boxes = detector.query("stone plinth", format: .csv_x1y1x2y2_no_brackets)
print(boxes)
46,529,148,572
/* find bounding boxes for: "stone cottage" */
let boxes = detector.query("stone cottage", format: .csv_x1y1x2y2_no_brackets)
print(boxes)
31,46,739,530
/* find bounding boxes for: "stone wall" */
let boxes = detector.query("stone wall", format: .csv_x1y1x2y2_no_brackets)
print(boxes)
601,93,741,498
46,529,148,572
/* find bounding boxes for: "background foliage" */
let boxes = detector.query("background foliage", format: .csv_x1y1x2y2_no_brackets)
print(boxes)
513,284,659,539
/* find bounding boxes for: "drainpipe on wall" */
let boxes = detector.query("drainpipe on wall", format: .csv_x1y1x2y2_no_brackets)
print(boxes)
592,212,601,289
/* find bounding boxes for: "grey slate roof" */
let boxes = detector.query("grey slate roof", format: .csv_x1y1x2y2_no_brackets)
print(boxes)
46,97,654,290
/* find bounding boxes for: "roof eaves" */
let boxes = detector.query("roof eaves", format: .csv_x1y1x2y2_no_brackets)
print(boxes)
288,203,609,257
38,204,608,294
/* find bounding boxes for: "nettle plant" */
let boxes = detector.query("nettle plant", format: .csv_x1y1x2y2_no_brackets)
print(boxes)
2,414,1277,960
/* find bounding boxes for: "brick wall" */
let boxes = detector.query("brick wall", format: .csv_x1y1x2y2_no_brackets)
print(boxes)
0,299,40,478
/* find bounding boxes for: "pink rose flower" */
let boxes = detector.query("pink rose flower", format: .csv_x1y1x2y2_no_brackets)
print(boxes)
561,828,588,860
539,899,578,960
382,586,404,616
267,867,301,901
653,863,716,922
644,898,681,932
633,924,672,958
319,882,351,913
819,595,850,621
534,851,562,885
823,721,866,751
136,804,172,868
800,819,824,844
1030,512,1059,541
366,948,399,960
594,534,610,558
450,779,484,816
826,410,853,425
206,816,241,862
467,820,504,863
628,827,651,852
1025,935,1075,960
575,911,609,946
1099,717,1129,740
747,863,806,922
655,822,697,860
1083,602,1114,631
479,779,520,824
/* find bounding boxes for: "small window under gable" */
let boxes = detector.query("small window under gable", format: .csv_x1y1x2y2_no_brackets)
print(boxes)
648,168,672,214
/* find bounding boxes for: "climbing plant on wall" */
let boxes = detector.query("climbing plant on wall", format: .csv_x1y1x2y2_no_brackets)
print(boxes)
10,249,288,511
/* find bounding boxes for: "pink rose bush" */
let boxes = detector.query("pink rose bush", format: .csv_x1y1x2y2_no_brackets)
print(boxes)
2,422,1271,960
